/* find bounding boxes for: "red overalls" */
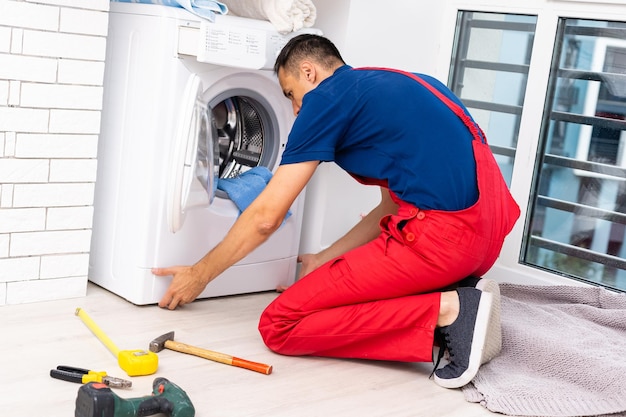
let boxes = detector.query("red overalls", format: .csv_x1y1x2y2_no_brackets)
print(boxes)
258,69,521,362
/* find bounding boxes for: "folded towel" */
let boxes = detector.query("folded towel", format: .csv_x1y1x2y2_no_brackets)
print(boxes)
111,0,228,22
217,167,292,221
220,0,316,33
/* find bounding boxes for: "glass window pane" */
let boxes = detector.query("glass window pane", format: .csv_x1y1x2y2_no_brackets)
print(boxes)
524,19,626,291
449,11,537,185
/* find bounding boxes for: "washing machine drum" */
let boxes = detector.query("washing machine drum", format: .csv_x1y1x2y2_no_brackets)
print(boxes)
213,96,266,179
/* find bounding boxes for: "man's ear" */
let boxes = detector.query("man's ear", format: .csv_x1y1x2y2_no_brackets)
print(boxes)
300,61,317,83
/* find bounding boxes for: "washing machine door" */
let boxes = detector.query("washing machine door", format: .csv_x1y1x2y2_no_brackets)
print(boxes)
167,74,219,233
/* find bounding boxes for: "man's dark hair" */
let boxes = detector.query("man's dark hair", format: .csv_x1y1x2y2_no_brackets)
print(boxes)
274,34,345,76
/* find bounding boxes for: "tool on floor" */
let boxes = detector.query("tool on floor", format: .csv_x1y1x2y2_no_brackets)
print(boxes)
50,365,132,388
75,377,195,417
75,307,158,377
149,331,273,375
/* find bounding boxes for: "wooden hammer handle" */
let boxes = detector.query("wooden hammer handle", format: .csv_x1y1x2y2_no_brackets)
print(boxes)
164,340,272,375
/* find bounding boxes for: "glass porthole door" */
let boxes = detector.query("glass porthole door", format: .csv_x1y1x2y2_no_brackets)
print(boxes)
167,74,219,233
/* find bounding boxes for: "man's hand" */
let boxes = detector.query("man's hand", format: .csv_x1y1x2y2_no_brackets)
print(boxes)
297,253,324,279
275,253,323,292
153,161,319,307
152,265,209,310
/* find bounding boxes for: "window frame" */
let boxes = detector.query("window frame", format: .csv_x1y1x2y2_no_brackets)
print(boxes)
436,0,626,287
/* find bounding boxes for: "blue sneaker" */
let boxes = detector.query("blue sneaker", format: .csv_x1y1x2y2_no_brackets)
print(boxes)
433,287,494,388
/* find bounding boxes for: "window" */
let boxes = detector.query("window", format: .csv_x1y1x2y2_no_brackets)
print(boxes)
524,19,626,290
449,11,538,185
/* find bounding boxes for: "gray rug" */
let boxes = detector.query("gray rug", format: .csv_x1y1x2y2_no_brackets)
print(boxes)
462,283,626,417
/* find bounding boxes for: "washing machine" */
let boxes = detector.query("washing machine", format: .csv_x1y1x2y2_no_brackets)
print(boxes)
88,2,319,305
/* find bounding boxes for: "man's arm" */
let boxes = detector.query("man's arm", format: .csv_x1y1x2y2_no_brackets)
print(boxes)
154,160,319,309
298,187,399,277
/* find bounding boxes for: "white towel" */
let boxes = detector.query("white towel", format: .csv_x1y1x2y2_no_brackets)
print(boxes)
221,0,317,33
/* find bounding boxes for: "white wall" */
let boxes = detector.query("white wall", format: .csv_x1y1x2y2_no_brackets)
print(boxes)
0,0,109,305
314,0,446,75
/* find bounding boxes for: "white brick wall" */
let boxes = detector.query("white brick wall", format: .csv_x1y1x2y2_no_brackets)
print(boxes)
0,0,109,305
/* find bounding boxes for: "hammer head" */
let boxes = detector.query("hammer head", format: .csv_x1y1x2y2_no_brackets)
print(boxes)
149,331,175,353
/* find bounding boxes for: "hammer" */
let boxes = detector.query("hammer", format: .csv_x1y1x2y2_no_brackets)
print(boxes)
149,331,272,375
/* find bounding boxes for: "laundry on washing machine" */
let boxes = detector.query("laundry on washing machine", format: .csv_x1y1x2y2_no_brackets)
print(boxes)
111,0,228,21
221,0,317,33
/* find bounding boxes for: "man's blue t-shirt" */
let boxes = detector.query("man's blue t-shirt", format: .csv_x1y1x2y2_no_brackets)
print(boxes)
280,65,479,211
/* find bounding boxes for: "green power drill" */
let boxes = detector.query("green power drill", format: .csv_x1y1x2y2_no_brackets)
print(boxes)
74,377,195,417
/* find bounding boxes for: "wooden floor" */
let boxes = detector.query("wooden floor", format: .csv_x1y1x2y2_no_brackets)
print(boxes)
0,283,497,416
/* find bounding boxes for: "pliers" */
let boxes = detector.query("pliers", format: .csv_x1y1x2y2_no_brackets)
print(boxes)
50,365,132,388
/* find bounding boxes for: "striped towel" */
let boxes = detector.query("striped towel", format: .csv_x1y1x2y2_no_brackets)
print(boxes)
111,0,228,21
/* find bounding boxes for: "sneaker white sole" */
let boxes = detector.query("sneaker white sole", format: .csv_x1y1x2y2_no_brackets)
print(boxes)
475,279,502,364
434,292,493,389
